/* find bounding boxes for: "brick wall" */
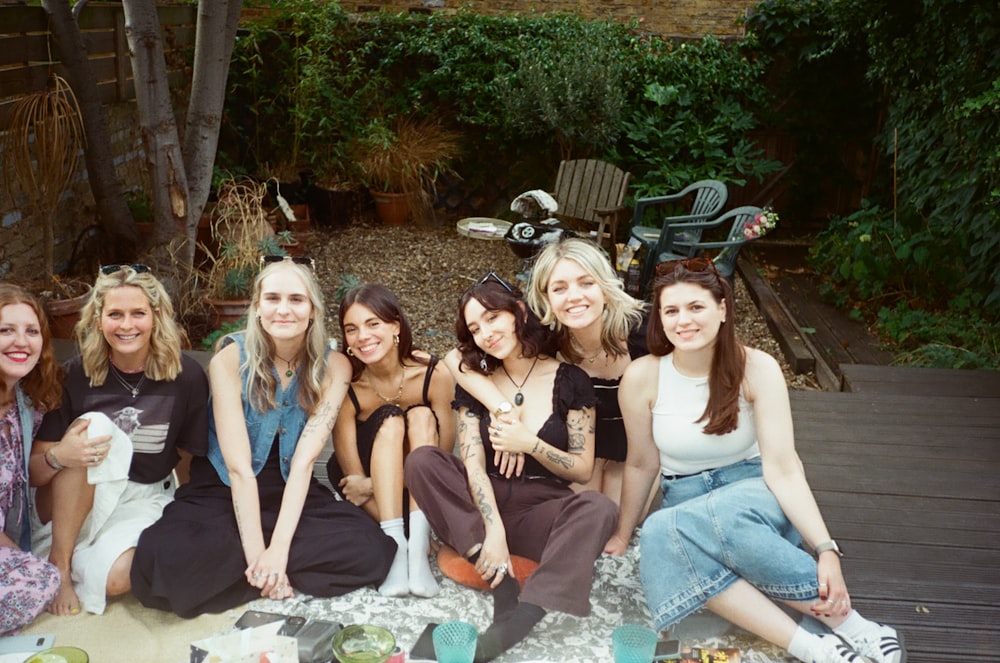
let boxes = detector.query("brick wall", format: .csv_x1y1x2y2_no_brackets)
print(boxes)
345,0,757,38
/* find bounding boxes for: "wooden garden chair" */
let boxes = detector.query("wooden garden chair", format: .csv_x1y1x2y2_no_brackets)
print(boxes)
550,159,631,263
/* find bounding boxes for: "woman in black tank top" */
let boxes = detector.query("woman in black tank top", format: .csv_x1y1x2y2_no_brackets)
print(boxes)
328,284,455,598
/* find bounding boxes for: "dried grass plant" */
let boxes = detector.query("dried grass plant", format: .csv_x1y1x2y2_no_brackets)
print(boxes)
1,74,85,289
354,116,460,218
202,176,277,300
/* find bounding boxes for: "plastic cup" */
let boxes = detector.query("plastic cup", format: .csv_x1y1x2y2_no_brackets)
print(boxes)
432,621,478,663
611,623,657,663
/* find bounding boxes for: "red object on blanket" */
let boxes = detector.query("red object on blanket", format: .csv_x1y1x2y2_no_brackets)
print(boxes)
436,545,538,590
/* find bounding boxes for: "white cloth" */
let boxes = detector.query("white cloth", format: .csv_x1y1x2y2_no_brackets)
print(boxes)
510,189,558,218
82,412,133,484
30,412,175,615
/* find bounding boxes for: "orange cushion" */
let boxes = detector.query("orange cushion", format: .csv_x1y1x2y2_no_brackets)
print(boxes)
437,545,538,590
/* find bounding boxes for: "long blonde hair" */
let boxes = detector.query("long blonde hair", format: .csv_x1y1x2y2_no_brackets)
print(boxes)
77,267,185,386
527,238,644,364
242,261,328,413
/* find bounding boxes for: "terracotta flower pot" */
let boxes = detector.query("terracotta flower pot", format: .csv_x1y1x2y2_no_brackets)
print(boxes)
204,297,250,330
370,190,412,226
43,286,92,339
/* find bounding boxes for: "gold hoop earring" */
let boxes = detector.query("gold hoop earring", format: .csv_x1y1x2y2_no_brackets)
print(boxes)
346,346,354,356
393,334,399,345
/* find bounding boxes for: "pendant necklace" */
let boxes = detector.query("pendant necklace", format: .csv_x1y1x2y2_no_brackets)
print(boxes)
276,354,296,378
109,362,146,399
502,356,539,406
371,366,404,404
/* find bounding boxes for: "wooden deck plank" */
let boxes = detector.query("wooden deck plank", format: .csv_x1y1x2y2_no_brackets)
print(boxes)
789,385,999,661
842,363,1000,397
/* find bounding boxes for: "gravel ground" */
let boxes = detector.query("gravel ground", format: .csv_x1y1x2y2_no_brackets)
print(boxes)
303,219,819,390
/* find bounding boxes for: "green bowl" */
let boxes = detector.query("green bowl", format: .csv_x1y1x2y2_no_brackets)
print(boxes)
24,647,89,663
331,624,396,663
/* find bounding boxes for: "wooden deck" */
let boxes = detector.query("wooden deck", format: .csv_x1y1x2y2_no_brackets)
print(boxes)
791,365,1000,662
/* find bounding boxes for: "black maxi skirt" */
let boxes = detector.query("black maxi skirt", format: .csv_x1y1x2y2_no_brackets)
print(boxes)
131,447,395,618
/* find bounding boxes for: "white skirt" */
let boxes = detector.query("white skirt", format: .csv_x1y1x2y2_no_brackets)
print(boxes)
30,412,176,615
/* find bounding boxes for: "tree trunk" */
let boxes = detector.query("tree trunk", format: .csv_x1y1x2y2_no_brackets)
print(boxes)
183,0,243,228
122,0,192,270
40,0,137,255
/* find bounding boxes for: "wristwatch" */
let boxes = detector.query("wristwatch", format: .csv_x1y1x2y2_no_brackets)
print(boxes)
493,401,513,418
814,539,844,557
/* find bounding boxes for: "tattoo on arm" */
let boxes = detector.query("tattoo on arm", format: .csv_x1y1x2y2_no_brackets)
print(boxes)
301,400,337,437
545,449,573,469
472,479,495,526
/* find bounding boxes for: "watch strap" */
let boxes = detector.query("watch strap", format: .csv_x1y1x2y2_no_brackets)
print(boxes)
814,539,843,557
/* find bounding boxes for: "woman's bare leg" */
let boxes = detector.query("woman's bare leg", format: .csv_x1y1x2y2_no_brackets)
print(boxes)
106,548,135,596
371,414,408,596
404,406,441,597
40,468,96,615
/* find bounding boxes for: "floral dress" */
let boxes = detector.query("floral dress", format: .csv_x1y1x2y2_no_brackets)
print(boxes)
1,401,59,635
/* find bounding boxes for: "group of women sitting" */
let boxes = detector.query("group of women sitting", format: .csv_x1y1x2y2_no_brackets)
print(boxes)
0,238,903,663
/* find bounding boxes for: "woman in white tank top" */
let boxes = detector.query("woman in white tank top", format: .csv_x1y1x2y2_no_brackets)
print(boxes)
605,258,905,663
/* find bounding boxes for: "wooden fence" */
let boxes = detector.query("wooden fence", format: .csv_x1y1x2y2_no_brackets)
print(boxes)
0,2,195,127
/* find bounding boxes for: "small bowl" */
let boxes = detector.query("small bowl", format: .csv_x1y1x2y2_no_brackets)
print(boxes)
331,624,396,663
24,647,89,663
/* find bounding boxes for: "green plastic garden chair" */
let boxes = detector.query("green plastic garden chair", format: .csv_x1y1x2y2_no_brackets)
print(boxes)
628,180,728,293
647,205,764,297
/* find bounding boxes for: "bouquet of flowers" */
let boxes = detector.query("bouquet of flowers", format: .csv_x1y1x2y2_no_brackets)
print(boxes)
744,207,779,240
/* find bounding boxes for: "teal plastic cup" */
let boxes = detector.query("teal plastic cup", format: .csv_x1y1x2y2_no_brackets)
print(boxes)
611,623,657,663
432,621,478,663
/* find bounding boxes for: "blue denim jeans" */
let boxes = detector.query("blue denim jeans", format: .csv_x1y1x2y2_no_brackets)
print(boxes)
639,457,820,631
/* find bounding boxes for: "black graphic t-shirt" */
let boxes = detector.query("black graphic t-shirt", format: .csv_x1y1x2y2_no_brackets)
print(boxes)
38,354,210,484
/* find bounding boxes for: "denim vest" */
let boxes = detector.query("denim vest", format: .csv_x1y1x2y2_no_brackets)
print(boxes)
207,333,318,486
13,385,33,550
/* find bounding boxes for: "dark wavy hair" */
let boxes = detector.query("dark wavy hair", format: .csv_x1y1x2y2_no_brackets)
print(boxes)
455,278,556,375
339,283,427,382
647,266,745,435
0,283,63,412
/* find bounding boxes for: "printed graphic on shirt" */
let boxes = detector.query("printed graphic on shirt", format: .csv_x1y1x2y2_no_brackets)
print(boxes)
85,393,173,455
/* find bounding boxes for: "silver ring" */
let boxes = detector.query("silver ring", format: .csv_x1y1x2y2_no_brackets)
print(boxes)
498,563,508,575
496,423,503,432
93,455,98,463
253,573,260,580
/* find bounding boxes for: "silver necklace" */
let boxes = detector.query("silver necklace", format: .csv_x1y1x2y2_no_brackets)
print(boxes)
501,357,539,406
109,362,145,399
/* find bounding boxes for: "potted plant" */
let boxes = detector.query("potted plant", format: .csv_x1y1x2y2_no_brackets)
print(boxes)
201,177,285,328
1,74,91,337
353,115,460,225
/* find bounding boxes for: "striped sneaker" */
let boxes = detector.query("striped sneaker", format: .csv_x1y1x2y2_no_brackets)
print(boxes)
841,623,906,663
810,634,871,663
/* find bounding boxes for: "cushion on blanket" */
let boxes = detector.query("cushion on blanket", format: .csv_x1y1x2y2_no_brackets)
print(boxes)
436,545,538,590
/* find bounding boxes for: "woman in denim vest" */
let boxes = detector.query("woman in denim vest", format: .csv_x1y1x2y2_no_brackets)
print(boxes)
131,258,394,617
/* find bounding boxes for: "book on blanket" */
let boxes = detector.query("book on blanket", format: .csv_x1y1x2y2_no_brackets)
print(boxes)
679,646,742,662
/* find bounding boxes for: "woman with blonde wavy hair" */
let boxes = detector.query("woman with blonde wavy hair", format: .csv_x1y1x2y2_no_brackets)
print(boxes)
131,257,394,617
445,238,650,508
29,265,210,616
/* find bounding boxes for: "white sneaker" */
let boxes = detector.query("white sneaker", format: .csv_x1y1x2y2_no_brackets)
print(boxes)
840,623,906,663
810,634,871,663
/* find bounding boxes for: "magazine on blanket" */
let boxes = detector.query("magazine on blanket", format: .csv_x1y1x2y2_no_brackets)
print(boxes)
680,646,742,662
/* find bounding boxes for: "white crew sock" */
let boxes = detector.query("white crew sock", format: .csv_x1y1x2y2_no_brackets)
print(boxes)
831,610,871,641
407,509,439,597
786,626,826,663
377,517,409,597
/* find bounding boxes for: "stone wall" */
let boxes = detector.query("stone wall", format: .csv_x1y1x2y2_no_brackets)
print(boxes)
345,0,757,38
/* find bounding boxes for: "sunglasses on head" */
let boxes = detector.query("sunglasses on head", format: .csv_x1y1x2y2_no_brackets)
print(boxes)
654,257,720,280
259,255,316,270
476,271,514,293
100,264,150,275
